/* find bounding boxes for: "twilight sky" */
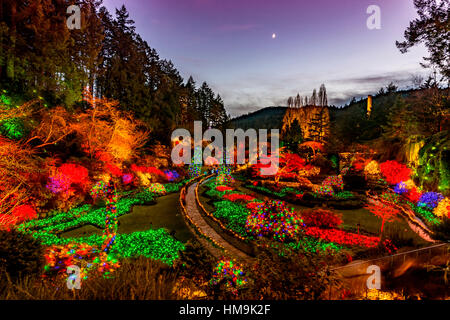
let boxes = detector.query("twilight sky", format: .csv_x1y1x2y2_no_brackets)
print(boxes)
103,0,429,117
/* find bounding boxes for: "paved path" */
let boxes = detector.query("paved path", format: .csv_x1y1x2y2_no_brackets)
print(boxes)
185,182,251,262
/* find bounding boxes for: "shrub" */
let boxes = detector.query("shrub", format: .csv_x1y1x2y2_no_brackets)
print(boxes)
405,187,422,203
317,184,334,197
433,198,450,219
216,186,233,192
0,118,27,140
334,191,354,199
209,258,248,297
322,175,344,191
58,163,90,186
364,160,380,176
222,193,255,203
148,183,167,195
175,240,216,279
213,201,249,237
245,200,302,242
11,205,37,223
0,229,45,279
301,209,343,229
380,160,411,185
304,227,380,248
243,242,340,300
418,192,444,209
393,182,408,195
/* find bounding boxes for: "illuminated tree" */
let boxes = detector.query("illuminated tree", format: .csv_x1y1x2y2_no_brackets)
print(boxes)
366,198,400,237
0,100,37,123
0,137,41,216
269,149,309,183
25,106,74,149
299,141,325,160
73,91,149,164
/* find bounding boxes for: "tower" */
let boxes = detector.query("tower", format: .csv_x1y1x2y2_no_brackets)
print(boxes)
367,95,373,118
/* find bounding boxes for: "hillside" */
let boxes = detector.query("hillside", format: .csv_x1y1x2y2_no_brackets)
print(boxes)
229,89,431,135
229,106,286,130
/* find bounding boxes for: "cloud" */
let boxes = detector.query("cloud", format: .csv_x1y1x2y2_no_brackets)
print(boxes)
325,69,429,105
329,71,415,86
208,66,429,117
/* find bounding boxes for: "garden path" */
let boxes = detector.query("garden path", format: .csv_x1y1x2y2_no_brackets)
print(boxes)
185,183,251,262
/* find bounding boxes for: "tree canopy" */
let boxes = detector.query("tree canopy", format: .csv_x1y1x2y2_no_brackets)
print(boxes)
396,0,450,80
0,1,228,142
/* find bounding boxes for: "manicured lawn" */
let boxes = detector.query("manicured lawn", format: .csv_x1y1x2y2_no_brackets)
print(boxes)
62,225,103,238
62,193,193,243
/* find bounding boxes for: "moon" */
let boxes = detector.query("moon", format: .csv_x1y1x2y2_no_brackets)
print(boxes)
272,33,276,39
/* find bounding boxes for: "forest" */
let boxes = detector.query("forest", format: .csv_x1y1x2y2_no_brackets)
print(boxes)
0,0,449,304
0,1,228,143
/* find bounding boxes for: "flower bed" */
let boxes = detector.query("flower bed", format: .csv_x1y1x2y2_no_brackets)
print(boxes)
304,227,380,248
202,175,396,256
301,209,343,229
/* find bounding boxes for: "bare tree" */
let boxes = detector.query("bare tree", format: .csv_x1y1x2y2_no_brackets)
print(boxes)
287,96,294,108
295,93,302,108
318,84,328,106
310,89,317,106
411,74,424,89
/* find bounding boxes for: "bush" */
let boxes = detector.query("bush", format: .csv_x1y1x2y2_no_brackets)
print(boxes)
245,200,302,242
0,229,45,279
214,201,249,237
175,240,216,279
301,208,343,229
242,241,341,300
380,160,411,185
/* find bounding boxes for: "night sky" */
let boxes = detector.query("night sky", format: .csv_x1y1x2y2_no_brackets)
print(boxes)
103,0,428,117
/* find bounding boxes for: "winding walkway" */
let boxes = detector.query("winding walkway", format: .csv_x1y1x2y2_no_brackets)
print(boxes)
185,182,251,262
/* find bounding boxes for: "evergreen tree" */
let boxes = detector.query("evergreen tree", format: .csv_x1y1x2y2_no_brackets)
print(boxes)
396,0,449,80
283,119,303,151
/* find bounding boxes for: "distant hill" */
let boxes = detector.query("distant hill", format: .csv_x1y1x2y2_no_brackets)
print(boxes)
229,106,287,130
229,90,415,133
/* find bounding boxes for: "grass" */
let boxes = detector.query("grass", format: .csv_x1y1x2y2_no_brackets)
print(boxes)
15,181,196,264
0,257,183,300
63,193,193,243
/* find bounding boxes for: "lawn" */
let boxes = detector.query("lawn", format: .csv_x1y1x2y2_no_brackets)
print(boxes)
62,193,193,243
